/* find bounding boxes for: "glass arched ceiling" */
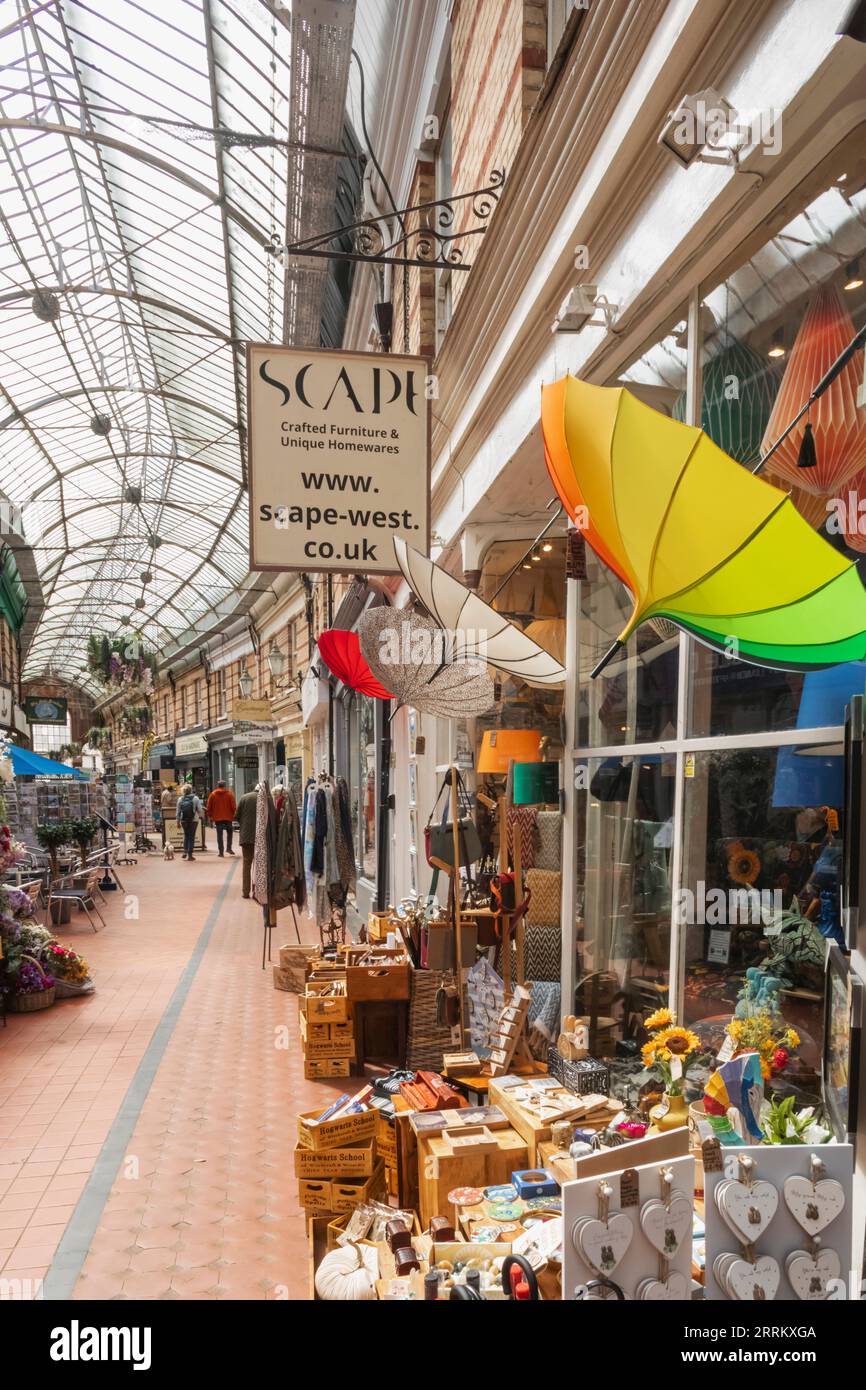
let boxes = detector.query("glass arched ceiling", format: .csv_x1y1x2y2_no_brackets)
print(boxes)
0,0,297,694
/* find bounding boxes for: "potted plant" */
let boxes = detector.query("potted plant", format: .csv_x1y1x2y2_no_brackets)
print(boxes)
6,955,55,1013
41,942,94,998
69,817,99,869
36,821,73,882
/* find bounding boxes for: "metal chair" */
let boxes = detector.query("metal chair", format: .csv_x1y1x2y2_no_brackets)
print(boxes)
17,877,45,913
46,868,107,933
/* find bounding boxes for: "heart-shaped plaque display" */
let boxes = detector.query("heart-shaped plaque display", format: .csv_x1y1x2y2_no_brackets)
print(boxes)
723,1255,780,1302
639,1193,692,1259
573,1212,633,1275
715,1177,778,1243
636,1272,689,1301
786,1248,841,1301
783,1175,845,1237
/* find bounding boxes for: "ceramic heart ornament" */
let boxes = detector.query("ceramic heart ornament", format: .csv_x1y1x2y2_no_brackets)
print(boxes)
715,1177,779,1243
786,1248,841,1301
637,1272,689,1301
640,1194,692,1259
574,1212,633,1275
783,1175,845,1237
724,1255,781,1302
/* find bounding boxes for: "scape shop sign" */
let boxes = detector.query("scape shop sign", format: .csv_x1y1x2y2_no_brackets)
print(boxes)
247,344,430,574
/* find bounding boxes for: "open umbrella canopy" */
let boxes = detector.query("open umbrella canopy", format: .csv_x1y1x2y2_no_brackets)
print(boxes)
9,745,89,779
357,608,495,717
392,540,566,686
317,629,394,700
541,374,866,674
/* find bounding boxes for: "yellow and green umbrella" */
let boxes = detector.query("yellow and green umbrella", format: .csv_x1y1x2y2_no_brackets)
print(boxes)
541,374,866,676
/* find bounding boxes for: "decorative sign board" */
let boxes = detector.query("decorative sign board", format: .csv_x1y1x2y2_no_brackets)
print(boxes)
247,344,430,574
24,695,67,724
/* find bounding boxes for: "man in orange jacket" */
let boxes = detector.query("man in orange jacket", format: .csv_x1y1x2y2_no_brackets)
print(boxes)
206,781,237,858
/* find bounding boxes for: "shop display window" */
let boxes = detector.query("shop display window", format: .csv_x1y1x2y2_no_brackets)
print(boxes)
347,693,377,885
574,754,674,1059
572,140,866,1108
681,744,841,1106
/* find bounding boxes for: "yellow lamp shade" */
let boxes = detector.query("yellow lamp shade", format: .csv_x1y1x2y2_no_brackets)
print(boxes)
477,729,542,775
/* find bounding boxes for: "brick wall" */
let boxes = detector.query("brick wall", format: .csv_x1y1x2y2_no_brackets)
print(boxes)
392,160,437,359
450,0,546,311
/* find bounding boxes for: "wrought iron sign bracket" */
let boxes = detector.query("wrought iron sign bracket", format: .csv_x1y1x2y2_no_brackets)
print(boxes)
267,169,505,272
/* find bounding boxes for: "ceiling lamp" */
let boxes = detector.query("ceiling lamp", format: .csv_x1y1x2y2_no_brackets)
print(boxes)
767,338,786,359
140,570,153,584
134,598,145,610
31,289,60,323
124,485,142,503
120,616,131,626
149,534,163,549
844,259,864,291
90,414,112,436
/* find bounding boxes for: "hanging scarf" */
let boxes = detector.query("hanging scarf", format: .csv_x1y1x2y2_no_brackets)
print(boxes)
303,790,317,907
252,782,276,907
334,776,357,893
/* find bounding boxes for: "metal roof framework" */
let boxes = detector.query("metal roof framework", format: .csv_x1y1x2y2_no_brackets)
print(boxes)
0,0,357,694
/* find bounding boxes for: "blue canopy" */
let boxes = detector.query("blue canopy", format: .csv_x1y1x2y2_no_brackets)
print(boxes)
9,745,89,779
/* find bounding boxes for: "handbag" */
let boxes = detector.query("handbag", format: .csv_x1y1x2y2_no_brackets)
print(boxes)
424,771,482,868
525,868,561,927
534,810,562,871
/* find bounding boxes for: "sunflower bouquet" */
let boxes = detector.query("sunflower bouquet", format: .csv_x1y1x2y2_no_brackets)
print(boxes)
641,1008,705,1097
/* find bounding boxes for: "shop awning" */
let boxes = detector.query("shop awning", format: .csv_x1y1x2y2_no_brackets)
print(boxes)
9,745,88,779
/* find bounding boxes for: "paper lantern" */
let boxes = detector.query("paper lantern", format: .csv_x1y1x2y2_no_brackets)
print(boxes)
513,760,560,805
523,617,566,666
673,339,782,464
357,607,495,717
477,729,541,775
759,288,866,496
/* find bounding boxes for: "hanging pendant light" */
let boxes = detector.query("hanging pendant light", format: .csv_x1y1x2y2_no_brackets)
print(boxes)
238,669,253,698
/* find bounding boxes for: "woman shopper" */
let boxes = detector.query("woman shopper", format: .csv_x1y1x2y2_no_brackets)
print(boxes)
176,785,203,860
206,780,237,857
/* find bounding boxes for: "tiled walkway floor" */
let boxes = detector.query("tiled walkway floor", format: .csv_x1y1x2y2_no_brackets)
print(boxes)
0,851,338,1299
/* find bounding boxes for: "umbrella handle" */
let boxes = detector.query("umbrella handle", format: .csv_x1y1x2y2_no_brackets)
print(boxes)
590,639,623,679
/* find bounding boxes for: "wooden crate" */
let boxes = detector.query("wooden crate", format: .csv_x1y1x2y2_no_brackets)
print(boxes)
293,1137,377,1180
304,1057,352,1080
375,1116,397,1166
329,1018,354,1038
298,1178,334,1213
416,1125,529,1229
346,963,410,1001
487,1079,614,1165
299,1013,332,1045
330,1162,386,1214
298,1106,377,1151
302,1036,356,1061
301,987,348,1024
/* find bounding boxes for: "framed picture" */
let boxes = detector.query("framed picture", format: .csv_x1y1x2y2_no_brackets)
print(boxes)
823,944,863,1144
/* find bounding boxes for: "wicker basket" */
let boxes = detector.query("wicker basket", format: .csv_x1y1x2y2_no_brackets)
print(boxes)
8,955,55,1013
547,1047,609,1095
53,977,95,999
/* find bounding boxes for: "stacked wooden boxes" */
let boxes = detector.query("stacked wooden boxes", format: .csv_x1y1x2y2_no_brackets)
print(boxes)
300,972,355,1079
295,1106,384,1218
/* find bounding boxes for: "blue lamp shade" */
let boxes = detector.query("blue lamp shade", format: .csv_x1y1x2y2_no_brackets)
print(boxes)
771,663,866,808
513,760,559,805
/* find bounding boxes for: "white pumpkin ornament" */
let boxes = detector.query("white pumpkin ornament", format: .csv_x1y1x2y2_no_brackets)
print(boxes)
314,1242,376,1301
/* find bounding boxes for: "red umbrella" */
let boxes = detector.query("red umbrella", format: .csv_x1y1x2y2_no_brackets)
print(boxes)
317,629,394,700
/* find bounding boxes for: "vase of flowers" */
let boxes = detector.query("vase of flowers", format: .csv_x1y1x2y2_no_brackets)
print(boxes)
726,970,800,1080
641,1008,706,1131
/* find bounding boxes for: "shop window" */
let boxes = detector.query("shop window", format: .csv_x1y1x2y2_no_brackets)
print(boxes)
680,744,840,1107
32,717,71,753
573,753,675,1058
687,133,866,737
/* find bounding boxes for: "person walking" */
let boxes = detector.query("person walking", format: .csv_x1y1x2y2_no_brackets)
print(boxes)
176,784,203,860
206,780,237,857
236,787,258,898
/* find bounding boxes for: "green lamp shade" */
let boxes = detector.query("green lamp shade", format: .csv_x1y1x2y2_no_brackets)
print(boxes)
513,760,559,805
